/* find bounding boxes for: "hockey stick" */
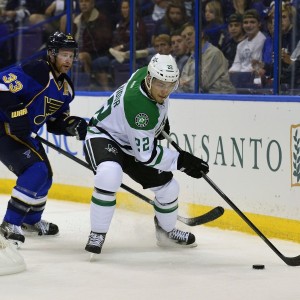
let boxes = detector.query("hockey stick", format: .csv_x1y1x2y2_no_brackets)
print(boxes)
162,131,300,266
31,133,224,227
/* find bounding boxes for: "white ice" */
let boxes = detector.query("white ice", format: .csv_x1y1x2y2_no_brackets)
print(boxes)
1,195,300,300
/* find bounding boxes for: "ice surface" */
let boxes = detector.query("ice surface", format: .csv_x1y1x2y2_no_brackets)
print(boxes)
0,195,300,300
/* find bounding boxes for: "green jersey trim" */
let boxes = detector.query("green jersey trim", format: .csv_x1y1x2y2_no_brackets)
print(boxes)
92,196,116,207
124,67,159,130
147,145,163,167
154,203,179,213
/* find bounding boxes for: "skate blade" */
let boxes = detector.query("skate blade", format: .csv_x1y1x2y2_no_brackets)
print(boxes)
8,240,23,249
89,253,99,262
156,241,198,248
22,224,59,237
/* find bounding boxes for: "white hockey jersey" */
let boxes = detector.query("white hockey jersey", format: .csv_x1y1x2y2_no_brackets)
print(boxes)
86,67,179,172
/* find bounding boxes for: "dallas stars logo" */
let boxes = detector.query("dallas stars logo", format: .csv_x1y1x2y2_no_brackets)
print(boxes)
135,113,149,128
152,57,158,63
105,144,118,155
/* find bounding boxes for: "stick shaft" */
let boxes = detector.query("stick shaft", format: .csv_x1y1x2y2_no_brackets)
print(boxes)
31,134,224,227
31,133,154,205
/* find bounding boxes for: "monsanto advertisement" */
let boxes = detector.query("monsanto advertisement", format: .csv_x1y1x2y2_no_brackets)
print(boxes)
1,96,300,220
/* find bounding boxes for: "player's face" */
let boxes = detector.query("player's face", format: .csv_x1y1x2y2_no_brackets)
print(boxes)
55,49,75,74
150,78,177,104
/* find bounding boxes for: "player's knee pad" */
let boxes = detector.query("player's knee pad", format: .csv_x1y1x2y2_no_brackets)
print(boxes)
151,178,179,206
15,162,51,197
94,161,123,193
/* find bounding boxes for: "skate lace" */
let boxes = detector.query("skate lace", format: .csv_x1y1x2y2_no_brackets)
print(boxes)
35,220,49,234
1,222,24,235
13,225,24,235
169,229,189,242
7,223,23,235
88,232,105,247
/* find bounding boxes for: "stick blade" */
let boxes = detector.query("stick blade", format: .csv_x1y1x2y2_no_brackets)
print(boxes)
283,255,300,266
177,206,224,226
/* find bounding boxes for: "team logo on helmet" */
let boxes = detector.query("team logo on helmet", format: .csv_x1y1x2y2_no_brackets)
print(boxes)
135,113,149,128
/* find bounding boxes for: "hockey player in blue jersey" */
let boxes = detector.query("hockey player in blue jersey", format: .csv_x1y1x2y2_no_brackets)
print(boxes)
0,31,87,246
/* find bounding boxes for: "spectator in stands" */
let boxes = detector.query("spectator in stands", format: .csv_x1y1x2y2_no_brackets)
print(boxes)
109,33,172,64
183,0,194,19
170,29,189,73
137,0,155,18
151,0,170,22
203,0,226,48
221,13,246,68
29,1,79,41
94,0,121,28
252,2,298,86
29,0,65,34
153,33,172,55
178,22,235,93
229,9,266,73
108,0,148,59
267,1,298,54
152,1,189,42
0,0,30,26
281,40,300,89
73,0,112,90
92,0,147,90
0,0,52,28
108,33,172,88
0,1,54,64
223,0,267,23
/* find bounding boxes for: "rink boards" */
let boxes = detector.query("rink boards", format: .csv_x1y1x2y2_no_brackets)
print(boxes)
1,94,300,242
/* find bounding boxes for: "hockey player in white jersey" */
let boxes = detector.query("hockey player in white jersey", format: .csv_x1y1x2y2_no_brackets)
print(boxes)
84,53,209,254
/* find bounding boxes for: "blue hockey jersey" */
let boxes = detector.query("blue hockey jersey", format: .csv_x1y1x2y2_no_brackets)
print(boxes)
0,59,75,134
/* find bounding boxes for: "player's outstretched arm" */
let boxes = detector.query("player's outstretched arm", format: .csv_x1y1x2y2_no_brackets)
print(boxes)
47,114,87,140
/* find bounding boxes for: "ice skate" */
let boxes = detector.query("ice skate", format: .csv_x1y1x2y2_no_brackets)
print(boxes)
85,231,106,255
154,217,197,248
21,220,59,236
0,221,25,247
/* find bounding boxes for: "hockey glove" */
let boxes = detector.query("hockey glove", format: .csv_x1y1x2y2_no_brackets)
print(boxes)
177,151,209,179
5,103,31,137
65,116,88,140
157,118,170,140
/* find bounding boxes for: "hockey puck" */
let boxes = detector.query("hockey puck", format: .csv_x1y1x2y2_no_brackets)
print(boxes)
252,264,265,270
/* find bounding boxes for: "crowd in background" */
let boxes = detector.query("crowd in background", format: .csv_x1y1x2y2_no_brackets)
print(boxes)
1,0,300,94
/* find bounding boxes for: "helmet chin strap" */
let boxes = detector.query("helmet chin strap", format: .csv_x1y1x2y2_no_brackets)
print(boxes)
145,74,153,92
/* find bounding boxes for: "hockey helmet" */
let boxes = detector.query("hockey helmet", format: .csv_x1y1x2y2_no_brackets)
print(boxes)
47,31,78,59
146,54,179,92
